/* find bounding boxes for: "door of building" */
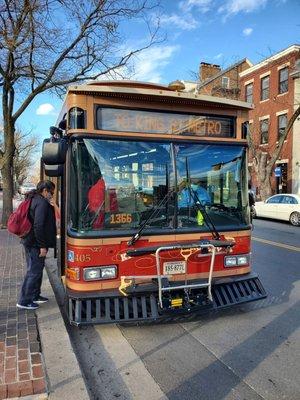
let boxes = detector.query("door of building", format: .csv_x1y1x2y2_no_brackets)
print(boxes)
276,162,287,194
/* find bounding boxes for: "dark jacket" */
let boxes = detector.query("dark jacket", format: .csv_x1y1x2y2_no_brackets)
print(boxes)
22,194,56,248
248,190,255,207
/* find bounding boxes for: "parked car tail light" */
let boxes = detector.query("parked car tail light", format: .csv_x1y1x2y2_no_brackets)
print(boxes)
83,265,117,281
224,255,249,268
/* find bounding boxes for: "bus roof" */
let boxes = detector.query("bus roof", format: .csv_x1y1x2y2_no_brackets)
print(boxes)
66,80,253,111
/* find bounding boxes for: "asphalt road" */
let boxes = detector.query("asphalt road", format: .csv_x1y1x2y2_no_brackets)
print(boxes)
67,218,300,400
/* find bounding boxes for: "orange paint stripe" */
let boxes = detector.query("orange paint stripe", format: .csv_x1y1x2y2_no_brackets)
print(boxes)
66,231,251,247
66,266,250,292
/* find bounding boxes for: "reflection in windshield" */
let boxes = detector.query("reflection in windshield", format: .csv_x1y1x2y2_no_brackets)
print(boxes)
69,139,250,233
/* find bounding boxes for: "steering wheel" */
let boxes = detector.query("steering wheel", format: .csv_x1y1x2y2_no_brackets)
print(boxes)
209,203,229,211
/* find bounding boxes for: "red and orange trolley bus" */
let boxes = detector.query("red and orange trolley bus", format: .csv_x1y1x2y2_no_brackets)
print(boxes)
42,81,266,325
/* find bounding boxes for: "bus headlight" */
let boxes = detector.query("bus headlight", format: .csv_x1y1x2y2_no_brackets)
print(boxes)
237,255,248,265
83,266,117,281
224,255,249,267
224,256,237,267
101,266,117,279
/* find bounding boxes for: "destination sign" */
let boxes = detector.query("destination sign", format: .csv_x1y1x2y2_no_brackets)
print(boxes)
96,107,235,138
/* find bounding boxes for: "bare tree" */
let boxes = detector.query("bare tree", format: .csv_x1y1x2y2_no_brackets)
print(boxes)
0,126,39,195
247,103,300,199
14,129,39,186
0,0,160,226
246,57,300,200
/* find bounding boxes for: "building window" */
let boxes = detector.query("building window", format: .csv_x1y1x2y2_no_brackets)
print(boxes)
260,119,269,144
245,83,253,103
242,121,253,140
241,121,251,139
221,76,229,88
260,76,269,101
278,114,287,139
279,67,288,94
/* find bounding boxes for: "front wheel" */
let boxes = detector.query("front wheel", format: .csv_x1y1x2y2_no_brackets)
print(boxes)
289,212,300,226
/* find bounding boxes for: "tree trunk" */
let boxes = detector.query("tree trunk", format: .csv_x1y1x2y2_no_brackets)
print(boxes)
1,122,15,228
1,157,14,227
252,151,273,200
258,175,272,200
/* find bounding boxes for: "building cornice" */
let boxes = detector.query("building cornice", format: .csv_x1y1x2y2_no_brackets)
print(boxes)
240,45,300,77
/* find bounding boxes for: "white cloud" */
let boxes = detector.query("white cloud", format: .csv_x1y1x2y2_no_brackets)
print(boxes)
160,13,198,31
219,0,268,18
243,27,253,36
179,0,213,13
36,103,55,115
214,53,223,59
131,45,179,83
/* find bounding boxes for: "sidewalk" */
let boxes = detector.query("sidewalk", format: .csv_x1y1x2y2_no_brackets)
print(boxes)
0,230,46,399
0,230,47,399
0,193,89,400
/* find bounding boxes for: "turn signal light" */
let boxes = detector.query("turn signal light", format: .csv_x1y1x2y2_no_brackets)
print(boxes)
66,267,80,281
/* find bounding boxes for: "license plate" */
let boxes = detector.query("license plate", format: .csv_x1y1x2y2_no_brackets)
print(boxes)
163,261,186,275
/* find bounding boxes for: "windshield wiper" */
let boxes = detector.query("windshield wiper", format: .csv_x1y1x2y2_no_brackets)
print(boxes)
127,189,174,246
184,157,221,241
80,200,105,230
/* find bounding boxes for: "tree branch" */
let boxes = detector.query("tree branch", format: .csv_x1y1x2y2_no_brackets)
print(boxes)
267,104,300,174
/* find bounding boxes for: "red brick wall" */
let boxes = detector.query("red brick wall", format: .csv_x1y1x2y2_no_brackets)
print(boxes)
199,63,221,81
199,61,251,100
240,50,299,194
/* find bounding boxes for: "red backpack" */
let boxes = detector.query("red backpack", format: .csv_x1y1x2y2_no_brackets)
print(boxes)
7,199,32,238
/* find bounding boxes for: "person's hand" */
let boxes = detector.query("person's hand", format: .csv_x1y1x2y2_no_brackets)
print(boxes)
39,248,48,257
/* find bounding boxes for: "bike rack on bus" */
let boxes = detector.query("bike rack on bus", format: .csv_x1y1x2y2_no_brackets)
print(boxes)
155,242,216,309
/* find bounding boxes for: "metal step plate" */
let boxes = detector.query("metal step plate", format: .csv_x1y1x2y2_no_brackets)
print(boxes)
68,275,267,325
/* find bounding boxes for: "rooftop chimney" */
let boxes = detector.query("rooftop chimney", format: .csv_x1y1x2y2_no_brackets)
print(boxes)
199,62,221,82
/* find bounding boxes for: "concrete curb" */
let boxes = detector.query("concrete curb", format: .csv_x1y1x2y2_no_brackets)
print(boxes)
36,258,90,400
9,395,47,400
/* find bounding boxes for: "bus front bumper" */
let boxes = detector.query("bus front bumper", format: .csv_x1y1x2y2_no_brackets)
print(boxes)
66,272,267,326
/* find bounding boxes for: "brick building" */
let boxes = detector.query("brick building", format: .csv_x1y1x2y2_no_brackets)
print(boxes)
239,44,300,196
197,59,252,100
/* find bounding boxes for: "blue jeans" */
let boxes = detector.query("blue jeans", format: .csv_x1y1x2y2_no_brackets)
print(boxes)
19,246,45,305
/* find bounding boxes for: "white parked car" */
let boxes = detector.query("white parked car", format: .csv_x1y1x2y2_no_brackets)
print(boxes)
253,194,300,226
18,182,36,195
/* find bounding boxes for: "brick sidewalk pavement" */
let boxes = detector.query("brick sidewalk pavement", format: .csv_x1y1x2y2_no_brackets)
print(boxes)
0,230,47,399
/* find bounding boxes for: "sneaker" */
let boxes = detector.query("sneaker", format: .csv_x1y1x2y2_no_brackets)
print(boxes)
33,295,49,304
17,302,39,310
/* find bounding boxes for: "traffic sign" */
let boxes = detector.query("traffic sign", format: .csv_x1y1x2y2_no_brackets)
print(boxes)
274,167,281,177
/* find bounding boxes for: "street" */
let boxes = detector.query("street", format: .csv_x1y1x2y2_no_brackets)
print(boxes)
62,219,300,400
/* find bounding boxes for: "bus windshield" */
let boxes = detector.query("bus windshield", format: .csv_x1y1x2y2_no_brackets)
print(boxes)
69,138,250,234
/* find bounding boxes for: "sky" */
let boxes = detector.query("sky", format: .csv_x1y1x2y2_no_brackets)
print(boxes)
14,0,300,148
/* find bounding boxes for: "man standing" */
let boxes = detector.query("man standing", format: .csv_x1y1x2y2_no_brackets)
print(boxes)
248,183,256,223
17,180,56,310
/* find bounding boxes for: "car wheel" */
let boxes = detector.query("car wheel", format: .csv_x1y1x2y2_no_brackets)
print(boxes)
289,212,300,226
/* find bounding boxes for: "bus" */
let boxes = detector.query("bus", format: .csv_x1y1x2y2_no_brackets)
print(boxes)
42,80,266,325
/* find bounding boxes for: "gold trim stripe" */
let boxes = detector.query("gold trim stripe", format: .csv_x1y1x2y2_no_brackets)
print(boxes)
69,129,247,144
67,230,251,246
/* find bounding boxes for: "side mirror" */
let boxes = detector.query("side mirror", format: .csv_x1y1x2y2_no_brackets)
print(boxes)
58,119,67,131
42,138,68,165
44,164,64,177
